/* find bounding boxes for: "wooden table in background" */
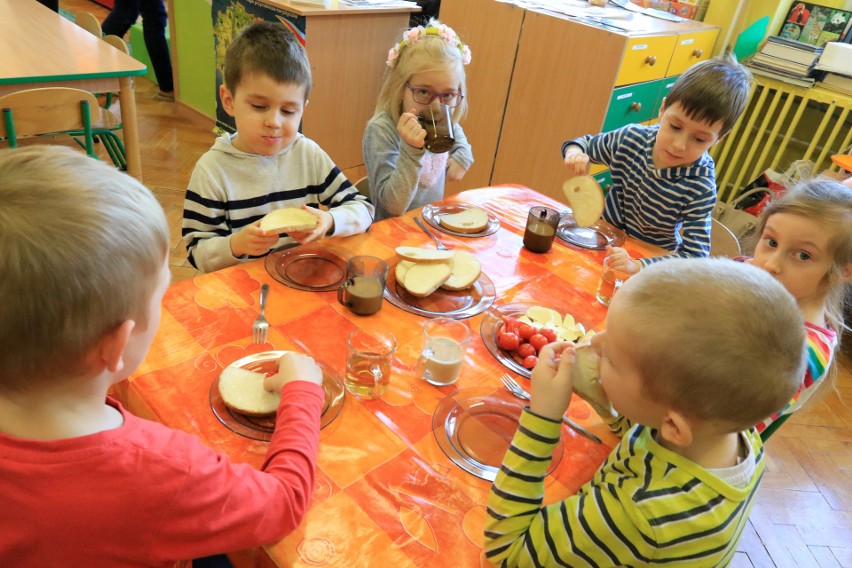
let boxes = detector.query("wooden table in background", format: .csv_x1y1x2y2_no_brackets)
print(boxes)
117,186,664,567
0,0,147,177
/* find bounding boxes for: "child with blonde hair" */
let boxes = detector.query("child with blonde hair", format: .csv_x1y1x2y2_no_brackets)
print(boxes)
746,179,851,438
1,146,325,565
363,19,474,221
486,258,806,566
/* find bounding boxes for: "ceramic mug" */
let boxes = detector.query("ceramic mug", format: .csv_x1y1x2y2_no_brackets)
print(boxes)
415,317,471,386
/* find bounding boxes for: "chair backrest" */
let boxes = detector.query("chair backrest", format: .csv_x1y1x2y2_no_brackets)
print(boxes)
103,34,129,55
75,12,102,37
710,217,742,257
0,87,98,157
354,176,370,198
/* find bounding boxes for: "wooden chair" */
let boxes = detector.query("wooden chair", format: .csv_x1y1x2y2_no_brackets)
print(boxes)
75,12,102,37
354,176,370,198
709,218,742,257
0,87,97,158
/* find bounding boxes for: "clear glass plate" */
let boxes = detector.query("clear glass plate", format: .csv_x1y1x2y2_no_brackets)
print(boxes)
264,242,348,292
422,203,501,238
383,259,496,319
210,351,345,441
432,386,564,481
556,212,625,250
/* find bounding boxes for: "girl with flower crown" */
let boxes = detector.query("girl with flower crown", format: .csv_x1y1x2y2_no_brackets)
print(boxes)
363,19,474,221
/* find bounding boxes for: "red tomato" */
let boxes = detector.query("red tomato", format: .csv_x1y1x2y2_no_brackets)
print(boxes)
540,328,557,343
516,342,536,359
517,323,535,340
522,355,538,369
529,334,549,353
497,331,520,351
501,316,518,334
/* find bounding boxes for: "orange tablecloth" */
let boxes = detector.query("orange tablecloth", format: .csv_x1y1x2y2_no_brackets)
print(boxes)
117,185,663,567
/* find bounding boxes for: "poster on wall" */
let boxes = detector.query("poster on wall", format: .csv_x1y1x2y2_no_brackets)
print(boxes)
778,2,852,47
211,0,307,133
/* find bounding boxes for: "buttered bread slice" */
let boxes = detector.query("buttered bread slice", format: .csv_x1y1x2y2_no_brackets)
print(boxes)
441,250,481,290
395,246,455,264
439,207,489,233
400,262,452,297
260,207,318,234
218,366,280,416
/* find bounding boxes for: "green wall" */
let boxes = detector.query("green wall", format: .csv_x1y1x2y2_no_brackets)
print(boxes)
174,0,217,118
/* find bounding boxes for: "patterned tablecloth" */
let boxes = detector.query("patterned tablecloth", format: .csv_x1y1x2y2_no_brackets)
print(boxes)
115,185,663,567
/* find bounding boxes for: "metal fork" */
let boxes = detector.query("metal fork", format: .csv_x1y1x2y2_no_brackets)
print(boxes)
252,283,270,344
499,374,602,444
414,217,450,251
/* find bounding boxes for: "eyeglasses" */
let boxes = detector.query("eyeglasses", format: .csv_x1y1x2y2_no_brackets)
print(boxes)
405,83,464,108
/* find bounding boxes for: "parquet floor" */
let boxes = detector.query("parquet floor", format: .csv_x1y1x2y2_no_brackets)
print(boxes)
50,3,852,565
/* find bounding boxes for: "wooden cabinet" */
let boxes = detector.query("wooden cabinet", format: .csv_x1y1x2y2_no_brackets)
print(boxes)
441,0,718,200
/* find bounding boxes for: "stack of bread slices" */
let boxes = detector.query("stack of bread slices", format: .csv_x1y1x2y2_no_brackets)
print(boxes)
394,246,481,297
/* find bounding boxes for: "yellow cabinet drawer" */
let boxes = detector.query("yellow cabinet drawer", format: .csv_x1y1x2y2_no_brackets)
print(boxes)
667,29,718,77
615,35,677,86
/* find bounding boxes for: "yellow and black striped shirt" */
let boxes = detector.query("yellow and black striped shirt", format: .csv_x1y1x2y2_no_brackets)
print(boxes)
485,410,763,567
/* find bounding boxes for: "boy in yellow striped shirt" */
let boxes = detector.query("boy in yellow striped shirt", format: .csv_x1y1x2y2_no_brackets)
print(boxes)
485,258,806,567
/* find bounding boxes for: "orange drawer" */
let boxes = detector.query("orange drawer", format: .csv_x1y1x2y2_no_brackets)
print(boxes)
615,35,677,86
667,29,718,77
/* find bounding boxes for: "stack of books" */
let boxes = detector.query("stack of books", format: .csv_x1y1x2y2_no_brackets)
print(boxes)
747,36,824,88
815,42,852,96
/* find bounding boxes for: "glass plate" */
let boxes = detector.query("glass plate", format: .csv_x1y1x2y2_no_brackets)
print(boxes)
264,243,348,292
210,351,345,441
422,203,501,238
383,259,496,319
432,386,564,481
480,302,569,379
556,212,625,250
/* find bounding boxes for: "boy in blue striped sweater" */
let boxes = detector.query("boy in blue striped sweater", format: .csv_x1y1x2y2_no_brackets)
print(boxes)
563,57,751,274
485,258,806,567
183,22,374,273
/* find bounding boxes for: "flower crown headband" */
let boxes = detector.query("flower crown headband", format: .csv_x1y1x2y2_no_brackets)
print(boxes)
386,24,472,68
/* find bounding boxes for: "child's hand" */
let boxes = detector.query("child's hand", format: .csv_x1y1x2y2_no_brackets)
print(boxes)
230,221,280,258
605,246,640,274
563,148,591,178
398,108,427,149
446,158,468,182
264,352,323,392
530,342,576,421
288,206,333,244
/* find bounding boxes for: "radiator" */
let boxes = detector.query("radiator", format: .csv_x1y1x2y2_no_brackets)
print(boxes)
710,75,852,203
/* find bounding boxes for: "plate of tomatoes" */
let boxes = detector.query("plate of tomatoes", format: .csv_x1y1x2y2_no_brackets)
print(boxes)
480,303,593,378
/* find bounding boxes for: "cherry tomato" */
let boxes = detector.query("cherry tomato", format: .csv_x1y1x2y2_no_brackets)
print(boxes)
501,316,519,334
516,342,536,359
517,323,535,341
497,331,520,351
522,355,538,369
540,328,557,343
529,333,549,353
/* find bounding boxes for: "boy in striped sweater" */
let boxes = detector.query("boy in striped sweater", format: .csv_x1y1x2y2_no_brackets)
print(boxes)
562,56,751,274
183,22,374,273
485,258,806,567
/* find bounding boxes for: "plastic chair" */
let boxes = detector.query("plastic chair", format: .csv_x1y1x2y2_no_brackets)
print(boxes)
0,87,97,158
709,218,742,257
354,176,370,198
75,12,102,37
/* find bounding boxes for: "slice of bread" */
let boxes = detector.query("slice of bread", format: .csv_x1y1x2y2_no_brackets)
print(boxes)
441,250,481,290
439,207,489,233
401,262,452,297
573,345,615,418
395,260,415,284
562,176,604,228
395,246,455,264
218,366,280,416
259,207,318,234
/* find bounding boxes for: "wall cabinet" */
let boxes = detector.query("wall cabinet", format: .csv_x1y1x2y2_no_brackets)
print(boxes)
441,0,718,201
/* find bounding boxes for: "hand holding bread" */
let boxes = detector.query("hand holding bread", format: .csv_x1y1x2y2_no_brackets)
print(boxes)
265,352,324,391
562,175,604,228
219,353,323,417
230,221,281,258
529,342,577,421
259,207,319,234
572,343,615,419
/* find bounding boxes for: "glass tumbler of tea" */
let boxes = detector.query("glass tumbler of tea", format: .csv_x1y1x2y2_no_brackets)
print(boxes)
596,256,632,306
419,104,455,154
415,317,471,386
345,328,396,399
337,256,388,316
523,206,560,253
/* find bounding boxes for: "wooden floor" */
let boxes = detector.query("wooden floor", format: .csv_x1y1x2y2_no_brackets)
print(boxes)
52,2,852,566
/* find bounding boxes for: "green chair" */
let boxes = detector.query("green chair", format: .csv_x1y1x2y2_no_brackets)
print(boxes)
0,87,97,159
